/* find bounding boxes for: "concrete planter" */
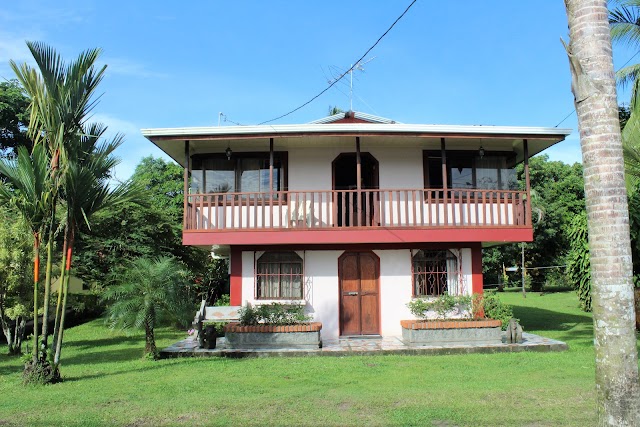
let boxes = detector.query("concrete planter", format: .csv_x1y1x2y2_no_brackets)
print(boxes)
223,322,322,349
401,319,502,346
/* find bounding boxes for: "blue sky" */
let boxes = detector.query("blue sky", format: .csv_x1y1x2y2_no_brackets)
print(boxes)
0,1,635,180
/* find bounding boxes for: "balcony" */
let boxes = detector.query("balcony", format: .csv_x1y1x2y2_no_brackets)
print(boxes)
183,188,532,247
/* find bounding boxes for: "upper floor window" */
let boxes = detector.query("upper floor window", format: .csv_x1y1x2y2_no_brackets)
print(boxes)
190,152,287,194
423,151,517,191
256,251,303,300
412,249,459,297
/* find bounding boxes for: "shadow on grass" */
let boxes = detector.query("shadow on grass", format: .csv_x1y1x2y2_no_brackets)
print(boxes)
511,304,594,345
64,336,142,350
0,353,24,377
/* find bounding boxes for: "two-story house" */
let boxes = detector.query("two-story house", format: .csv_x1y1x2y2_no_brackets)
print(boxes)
143,111,570,339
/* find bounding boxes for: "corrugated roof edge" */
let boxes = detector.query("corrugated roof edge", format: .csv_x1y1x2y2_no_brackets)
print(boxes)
141,123,572,139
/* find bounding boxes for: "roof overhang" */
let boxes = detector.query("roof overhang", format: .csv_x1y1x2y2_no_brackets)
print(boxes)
142,123,572,167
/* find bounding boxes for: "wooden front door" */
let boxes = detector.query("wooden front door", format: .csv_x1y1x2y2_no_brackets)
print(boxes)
339,252,380,336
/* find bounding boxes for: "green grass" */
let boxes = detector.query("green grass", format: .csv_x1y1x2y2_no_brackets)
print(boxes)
0,292,638,426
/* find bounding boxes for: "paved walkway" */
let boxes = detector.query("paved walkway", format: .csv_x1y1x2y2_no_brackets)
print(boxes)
161,332,567,358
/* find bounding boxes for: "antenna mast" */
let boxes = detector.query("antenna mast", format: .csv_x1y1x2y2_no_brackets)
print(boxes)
349,56,375,111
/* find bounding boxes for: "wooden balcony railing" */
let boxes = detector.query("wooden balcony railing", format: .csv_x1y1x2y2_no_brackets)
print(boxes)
184,189,530,231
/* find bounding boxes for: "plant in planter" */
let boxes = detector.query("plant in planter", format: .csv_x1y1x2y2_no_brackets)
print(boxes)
402,293,513,345
225,302,322,349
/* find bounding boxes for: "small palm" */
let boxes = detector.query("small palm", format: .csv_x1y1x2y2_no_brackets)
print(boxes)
103,257,191,358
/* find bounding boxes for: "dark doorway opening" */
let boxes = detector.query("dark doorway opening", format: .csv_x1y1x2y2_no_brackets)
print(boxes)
332,153,379,227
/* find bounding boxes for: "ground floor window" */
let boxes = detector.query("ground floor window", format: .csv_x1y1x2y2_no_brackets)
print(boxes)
256,251,303,299
412,249,459,296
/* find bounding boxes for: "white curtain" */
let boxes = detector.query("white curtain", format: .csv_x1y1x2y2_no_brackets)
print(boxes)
446,251,459,295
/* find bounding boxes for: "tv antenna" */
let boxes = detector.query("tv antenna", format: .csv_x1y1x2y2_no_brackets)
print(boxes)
325,56,376,111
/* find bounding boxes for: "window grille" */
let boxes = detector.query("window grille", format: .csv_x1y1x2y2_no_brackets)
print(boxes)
256,251,304,299
412,250,459,296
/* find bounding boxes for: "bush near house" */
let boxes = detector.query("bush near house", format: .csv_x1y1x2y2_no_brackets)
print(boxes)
238,303,311,326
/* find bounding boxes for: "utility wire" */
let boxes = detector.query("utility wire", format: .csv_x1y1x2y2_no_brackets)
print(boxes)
257,0,418,125
555,48,640,127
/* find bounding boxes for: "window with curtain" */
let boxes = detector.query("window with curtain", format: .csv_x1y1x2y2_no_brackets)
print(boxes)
190,152,286,195
423,151,517,190
412,250,459,297
256,251,303,300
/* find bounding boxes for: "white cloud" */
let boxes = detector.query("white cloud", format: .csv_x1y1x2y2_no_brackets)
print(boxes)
101,57,168,79
0,31,38,79
90,113,172,183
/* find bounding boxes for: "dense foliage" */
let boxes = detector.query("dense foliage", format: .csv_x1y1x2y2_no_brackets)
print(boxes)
566,212,591,311
73,156,228,303
483,155,586,291
0,79,31,158
482,293,516,330
0,206,33,354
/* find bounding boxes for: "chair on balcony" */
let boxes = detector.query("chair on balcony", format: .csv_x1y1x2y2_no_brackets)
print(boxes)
288,199,313,227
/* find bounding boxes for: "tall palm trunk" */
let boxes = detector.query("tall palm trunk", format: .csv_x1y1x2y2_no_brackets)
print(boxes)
41,209,56,356
53,227,74,367
32,233,40,362
51,230,68,358
564,1,640,425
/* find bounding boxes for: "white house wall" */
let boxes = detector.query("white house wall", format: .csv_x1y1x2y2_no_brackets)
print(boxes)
240,248,473,340
287,145,425,191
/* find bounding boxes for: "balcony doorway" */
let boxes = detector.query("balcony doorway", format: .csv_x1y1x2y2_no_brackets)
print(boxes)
332,152,379,227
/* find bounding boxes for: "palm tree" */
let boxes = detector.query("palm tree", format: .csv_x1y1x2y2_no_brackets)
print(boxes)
564,1,640,425
102,257,192,359
10,42,107,357
610,1,640,108
51,123,140,367
0,145,51,362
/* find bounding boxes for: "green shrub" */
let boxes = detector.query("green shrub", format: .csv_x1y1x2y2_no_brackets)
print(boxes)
216,294,231,306
483,293,515,330
238,303,311,326
407,294,472,320
566,212,591,311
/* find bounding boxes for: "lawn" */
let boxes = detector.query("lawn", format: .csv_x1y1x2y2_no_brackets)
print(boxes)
0,291,638,427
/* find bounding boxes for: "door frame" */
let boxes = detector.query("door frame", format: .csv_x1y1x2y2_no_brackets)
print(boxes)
338,250,381,336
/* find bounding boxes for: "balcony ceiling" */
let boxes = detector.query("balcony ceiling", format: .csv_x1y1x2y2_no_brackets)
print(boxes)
142,123,571,167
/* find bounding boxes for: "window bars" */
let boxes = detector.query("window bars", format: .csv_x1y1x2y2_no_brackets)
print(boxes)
412,249,459,297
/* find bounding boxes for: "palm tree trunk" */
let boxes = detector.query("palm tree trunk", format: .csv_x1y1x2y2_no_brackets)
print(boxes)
144,319,157,358
51,230,68,357
564,1,640,425
32,233,40,362
53,228,74,367
41,206,56,354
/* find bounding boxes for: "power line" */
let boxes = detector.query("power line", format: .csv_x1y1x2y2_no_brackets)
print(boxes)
555,48,640,127
257,0,418,125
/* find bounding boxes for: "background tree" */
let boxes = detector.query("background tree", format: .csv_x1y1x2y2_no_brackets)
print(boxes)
102,256,193,359
0,144,52,363
0,80,31,159
564,0,640,424
483,156,585,289
73,156,228,304
0,205,33,354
